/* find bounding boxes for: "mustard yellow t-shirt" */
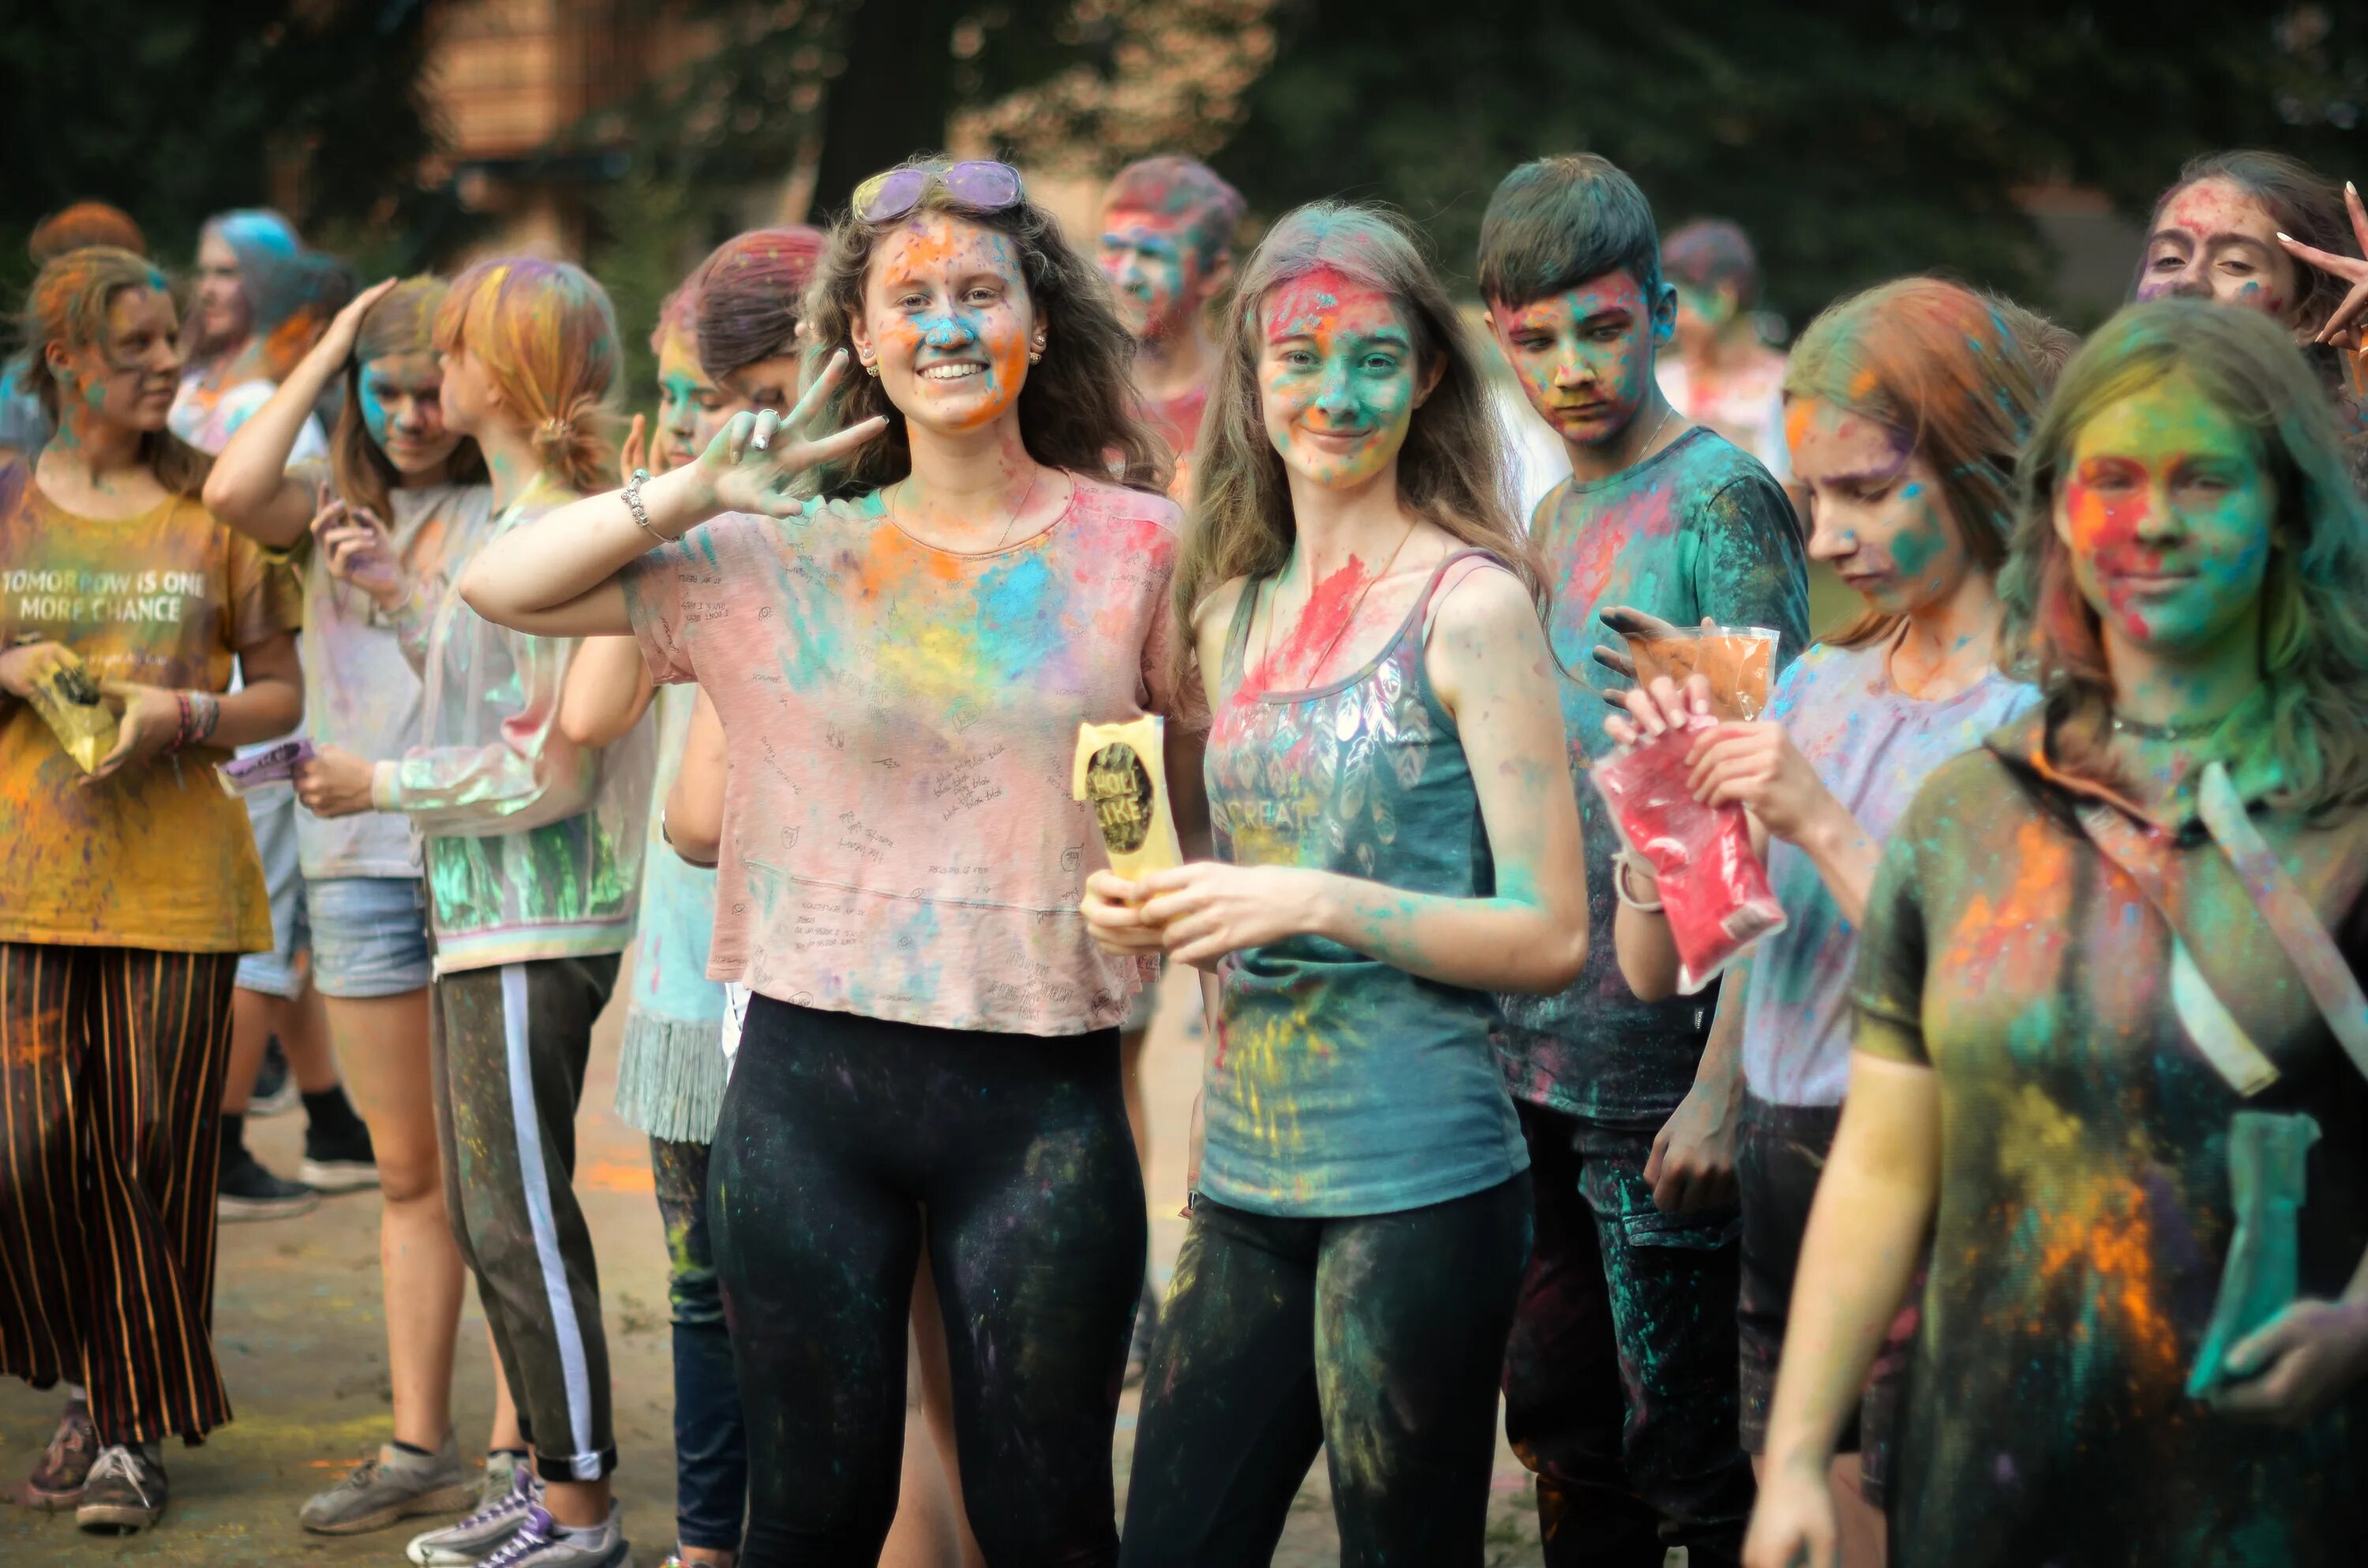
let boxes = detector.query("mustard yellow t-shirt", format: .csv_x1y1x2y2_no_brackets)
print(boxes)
0,463,302,952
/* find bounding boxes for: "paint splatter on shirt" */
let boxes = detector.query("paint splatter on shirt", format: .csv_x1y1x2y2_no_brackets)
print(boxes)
285,463,492,879
381,486,654,975
0,463,300,952
620,473,1180,1037
1497,425,1808,1122
1855,694,2368,1566
1198,552,1530,1218
1740,637,2035,1106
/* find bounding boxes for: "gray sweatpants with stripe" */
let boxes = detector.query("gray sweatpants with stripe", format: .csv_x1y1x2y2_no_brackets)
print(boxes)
432,954,623,1481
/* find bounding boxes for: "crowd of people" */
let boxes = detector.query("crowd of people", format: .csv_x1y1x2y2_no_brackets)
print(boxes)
1,134,2366,1568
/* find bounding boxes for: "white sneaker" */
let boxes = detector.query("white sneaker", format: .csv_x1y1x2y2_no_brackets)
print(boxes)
407,1458,540,1566
474,1503,628,1568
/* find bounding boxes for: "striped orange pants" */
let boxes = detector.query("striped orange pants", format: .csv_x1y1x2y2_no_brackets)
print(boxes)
0,944,238,1446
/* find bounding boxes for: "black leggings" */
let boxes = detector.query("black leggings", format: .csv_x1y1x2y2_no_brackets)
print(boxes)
714,997,1145,1567
1121,1177,1534,1568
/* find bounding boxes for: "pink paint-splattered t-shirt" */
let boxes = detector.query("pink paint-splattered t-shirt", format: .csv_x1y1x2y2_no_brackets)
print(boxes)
621,473,1180,1037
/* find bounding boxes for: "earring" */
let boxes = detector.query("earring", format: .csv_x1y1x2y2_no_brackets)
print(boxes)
1028,345,1045,365
862,357,879,378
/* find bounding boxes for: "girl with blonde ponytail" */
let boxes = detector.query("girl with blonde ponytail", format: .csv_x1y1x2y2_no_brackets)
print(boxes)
304,257,654,1568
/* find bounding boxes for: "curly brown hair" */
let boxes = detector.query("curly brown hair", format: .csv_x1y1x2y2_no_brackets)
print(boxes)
797,159,1167,498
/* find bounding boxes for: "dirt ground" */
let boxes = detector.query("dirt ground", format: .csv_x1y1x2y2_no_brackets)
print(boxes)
0,964,1548,1566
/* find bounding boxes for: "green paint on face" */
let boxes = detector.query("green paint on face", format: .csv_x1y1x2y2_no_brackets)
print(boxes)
1256,268,1422,490
2058,370,2276,659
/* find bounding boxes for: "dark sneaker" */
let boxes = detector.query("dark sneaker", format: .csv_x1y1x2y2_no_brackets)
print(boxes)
75,1444,166,1533
300,1436,476,1535
300,1117,380,1193
218,1146,320,1222
1125,1272,1162,1388
8,1398,97,1510
475,1504,627,1568
251,1036,298,1116
407,1454,539,1566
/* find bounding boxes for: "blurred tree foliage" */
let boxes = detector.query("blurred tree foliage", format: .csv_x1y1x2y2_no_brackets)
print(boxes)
0,0,461,312
603,0,1118,223
1207,1,2368,327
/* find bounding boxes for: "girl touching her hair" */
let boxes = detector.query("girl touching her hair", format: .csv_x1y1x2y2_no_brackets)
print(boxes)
206,277,530,1539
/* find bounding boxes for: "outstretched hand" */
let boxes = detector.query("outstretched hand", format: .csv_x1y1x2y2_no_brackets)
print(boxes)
696,350,888,519
2278,179,2368,351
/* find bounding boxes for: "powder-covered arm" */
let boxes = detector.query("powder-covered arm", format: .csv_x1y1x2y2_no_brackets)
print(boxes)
370,617,598,836
460,353,886,638
1746,829,1939,1566
1134,563,1590,995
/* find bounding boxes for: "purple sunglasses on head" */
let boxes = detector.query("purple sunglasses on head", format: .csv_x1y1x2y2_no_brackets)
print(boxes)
852,160,1025,225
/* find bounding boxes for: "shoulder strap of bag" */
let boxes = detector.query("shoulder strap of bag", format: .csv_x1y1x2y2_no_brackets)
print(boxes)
2195,761,2368,1083
2077,795,2281,1098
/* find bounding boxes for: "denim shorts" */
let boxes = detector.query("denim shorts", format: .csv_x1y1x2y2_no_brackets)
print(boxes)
309,876,434,1000
234,787,309,998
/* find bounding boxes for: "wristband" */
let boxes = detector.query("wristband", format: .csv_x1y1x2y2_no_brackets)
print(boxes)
624,468,669,546
1613,851,1665,914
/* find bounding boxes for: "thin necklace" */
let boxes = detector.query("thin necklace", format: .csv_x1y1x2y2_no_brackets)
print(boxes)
2111,709,2227,744
1259,519,1419,688
1632,402,1677,462
889,465,1043,552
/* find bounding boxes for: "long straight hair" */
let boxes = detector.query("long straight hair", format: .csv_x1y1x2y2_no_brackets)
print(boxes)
1999,298,2368,816
1172,203,1539,698
23,246,212,498
332,277,488,521
431,259,620,496
1782,277,2051,648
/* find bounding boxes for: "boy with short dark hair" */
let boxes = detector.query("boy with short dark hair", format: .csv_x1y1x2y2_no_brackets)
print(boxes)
1096,155,1245,484
1479,153,1808,1568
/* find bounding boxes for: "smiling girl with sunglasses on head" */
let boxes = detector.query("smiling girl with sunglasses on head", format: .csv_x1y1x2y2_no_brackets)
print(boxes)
460,157,1187,1567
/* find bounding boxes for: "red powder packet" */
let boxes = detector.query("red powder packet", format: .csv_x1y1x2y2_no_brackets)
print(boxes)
1592,714,1787,993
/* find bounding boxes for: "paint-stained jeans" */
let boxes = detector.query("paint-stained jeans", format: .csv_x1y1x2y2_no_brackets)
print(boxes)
714,997,1144,1568
1122,1178,1533,1568
652,1136,745,1551
431,955,621,1482
1504,1102,1754,1568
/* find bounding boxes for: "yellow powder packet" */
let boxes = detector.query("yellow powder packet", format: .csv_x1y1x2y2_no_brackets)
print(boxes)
1073,717,1183,879
25,649,120,775
1626,626,1780,721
